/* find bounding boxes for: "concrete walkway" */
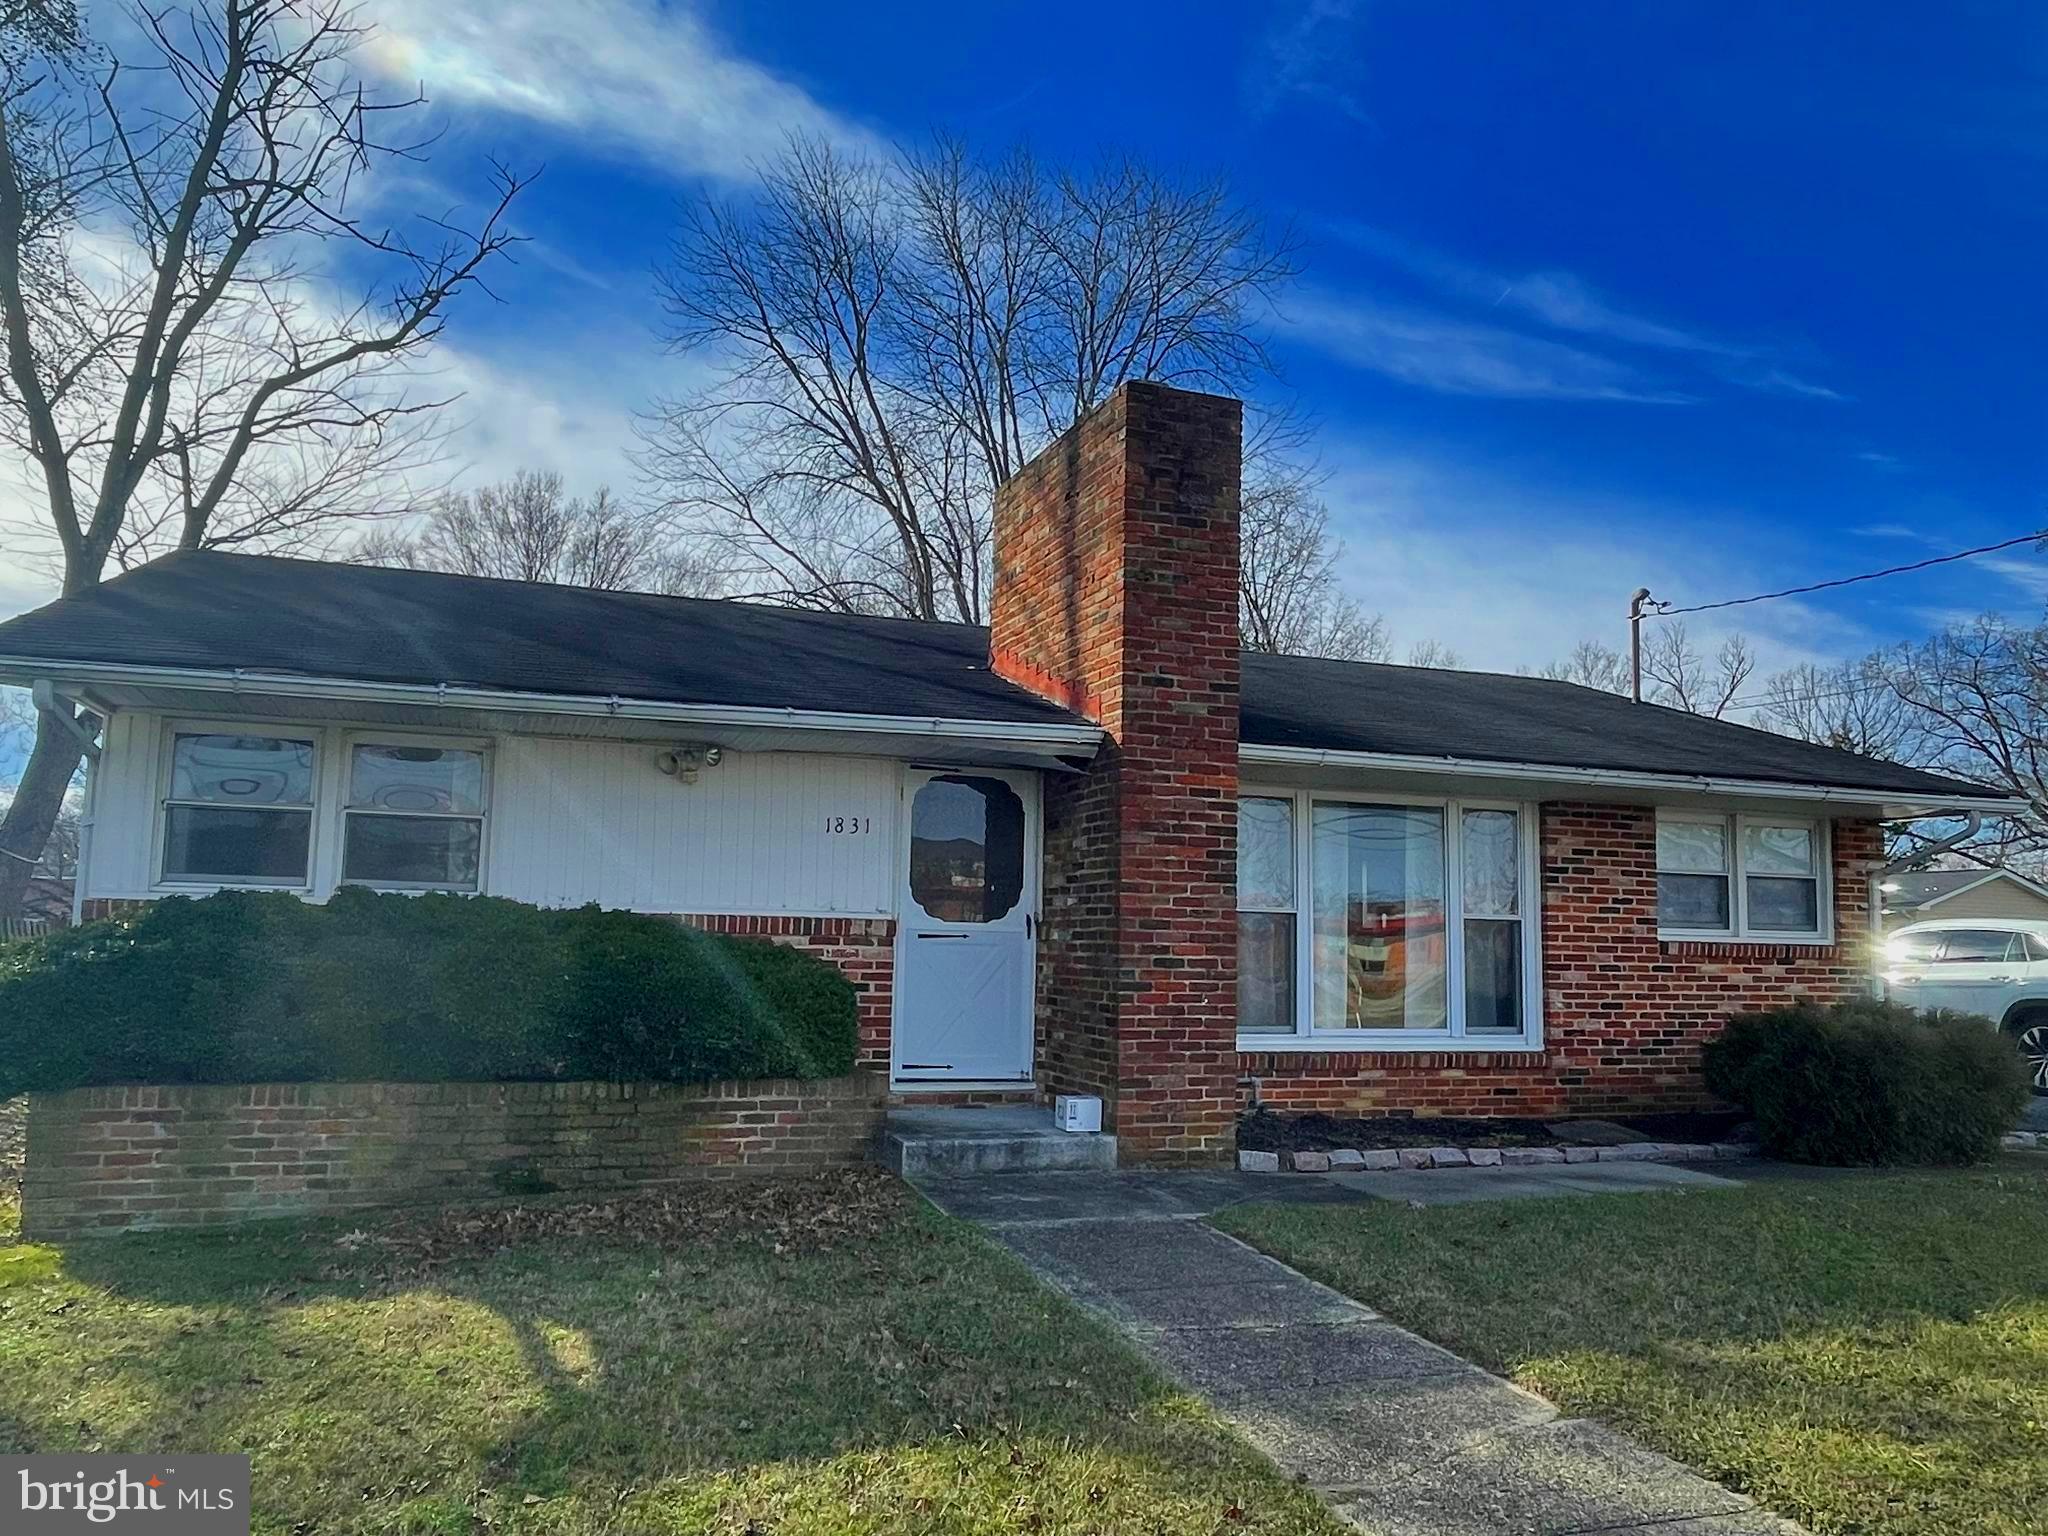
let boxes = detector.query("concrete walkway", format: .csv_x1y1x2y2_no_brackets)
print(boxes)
918,1169,1802,1536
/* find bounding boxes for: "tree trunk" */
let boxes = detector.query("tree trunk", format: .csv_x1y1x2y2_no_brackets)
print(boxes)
0,718,86,921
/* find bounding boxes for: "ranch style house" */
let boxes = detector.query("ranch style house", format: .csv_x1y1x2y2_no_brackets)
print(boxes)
0,382,2015,1164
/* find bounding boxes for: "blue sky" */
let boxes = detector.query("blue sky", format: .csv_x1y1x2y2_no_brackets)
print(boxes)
3,0,2045,706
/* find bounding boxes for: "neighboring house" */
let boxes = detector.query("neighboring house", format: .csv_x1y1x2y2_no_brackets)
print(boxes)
1881,867,2048,930
0,384,2016,1164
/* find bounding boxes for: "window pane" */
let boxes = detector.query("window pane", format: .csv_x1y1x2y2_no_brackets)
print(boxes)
1238,912,1296,1034
171,734,314,805
1464,919,1523,1035
351,744,485,814
1238,797,1296,910
1887,931,1942,964
344,816,482,888
1659,872,1731,929
1743,823,1816,877
163,805,311,882
1312,804,1447,1032
1657,818,1728,873
1935,930,2016,963
1462,809,1519,917
1746,877,1820,933
908,775,1024,923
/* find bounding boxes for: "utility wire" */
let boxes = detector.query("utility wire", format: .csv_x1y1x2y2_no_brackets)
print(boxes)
1657,529,2048,617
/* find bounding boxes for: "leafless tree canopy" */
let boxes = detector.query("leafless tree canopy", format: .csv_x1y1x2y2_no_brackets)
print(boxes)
641,135,1299,624
352,470,723,597
1239,474,1391,661
0,0,527,917
1539,625,1752,717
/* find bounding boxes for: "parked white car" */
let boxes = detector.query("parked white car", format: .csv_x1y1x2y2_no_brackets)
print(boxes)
1883,918,2048,1094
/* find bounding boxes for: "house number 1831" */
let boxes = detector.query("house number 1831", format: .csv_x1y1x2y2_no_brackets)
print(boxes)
823,815,872,835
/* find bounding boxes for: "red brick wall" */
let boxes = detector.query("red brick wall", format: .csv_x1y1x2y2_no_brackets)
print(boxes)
22,1074,884,1241
1243,805,1882,1118
675,915,895,1070
993,381,1243,1165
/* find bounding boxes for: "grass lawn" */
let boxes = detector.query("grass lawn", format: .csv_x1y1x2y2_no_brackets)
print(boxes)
1212,1160,2048,1536
0,1171,1344,1536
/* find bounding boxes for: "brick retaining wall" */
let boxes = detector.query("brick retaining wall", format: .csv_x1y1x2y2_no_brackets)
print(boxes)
22,1073,884,1240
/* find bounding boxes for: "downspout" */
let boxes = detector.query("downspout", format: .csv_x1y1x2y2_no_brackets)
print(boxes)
1864,811,1983,998
29,681,106,928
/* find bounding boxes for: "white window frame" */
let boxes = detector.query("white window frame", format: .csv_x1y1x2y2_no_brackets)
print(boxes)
152,720,493,899
339,731,493,893
1656,810,1832,943
153,719,323,893
1237,786,1544,1053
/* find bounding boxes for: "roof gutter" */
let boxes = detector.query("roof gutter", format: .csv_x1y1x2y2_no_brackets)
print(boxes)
0,656,1106,754
1239,742,2026,815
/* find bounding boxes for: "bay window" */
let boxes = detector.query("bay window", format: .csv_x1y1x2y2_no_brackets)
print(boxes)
1656,812,1828,941
1239,791,1540,1048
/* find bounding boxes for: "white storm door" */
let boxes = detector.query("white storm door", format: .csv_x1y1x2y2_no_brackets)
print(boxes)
892,768,1037,1083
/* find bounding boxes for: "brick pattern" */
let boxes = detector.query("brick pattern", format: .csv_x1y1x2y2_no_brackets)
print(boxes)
993,381,1243,1165
22,1073,884,1240
1243,805,1882,1118
674,914,895,1069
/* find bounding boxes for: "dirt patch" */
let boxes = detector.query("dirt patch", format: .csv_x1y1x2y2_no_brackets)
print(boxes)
322,1166,910,1281
1239,1106,1747,1153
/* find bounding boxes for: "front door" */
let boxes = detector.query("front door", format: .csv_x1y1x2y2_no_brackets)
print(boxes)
892,768,1037,1084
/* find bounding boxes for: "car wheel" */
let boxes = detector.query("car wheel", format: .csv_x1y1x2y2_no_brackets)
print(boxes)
2009,1015,2048,1097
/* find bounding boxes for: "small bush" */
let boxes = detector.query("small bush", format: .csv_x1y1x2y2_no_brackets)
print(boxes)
0,889,858,1095
1703,998,2029,1166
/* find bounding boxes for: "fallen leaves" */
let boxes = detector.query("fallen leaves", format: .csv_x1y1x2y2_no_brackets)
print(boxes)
317,1168,909,1281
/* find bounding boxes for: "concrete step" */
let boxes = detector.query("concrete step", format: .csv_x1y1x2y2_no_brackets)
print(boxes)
881,1106,1118,1177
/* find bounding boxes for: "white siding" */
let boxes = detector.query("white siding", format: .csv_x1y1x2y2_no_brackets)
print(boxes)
488,736,897,915
82,711,902,917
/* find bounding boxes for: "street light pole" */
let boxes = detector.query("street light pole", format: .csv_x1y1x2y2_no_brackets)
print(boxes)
1628,588,1654,704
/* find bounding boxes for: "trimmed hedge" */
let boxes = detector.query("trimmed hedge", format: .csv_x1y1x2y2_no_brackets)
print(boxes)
1703,998,2029,1166
0,889,858,1095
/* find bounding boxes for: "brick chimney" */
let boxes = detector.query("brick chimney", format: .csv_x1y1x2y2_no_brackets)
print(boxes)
990,380,1242,1166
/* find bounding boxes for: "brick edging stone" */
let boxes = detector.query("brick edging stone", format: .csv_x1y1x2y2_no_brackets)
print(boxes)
1243,1128,2046,1172
1238,1141,1756,1173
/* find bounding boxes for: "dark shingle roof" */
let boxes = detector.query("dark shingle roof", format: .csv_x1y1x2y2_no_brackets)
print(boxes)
0,550,1078,727
1239,652,1996,799
0,550,2006,802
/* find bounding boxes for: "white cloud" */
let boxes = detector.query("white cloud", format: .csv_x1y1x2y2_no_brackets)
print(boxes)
1310,441,1870,681
1327,225,1843,403
355,0,880,182
1276,288,1696,403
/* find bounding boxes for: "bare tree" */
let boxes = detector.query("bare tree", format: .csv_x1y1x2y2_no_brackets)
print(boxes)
0,0,528,917
353,470,720,595
1403,639,1464,670
1756,658,1921,760
1881,619,2048,858
1640,622,1754,717
1239,473,1390,660
642,135,1297,623
1540,640,1632,695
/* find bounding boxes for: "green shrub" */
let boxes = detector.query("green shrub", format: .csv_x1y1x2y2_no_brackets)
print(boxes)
0,889,858,1094
1703,998,2030,1166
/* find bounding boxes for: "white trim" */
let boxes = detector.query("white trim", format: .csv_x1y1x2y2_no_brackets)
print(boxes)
0,657,1105,752
1235,784,1544,1053
1240,742,2022,815
337,731,493,895
1655,809,1834,944
153,719,322,893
